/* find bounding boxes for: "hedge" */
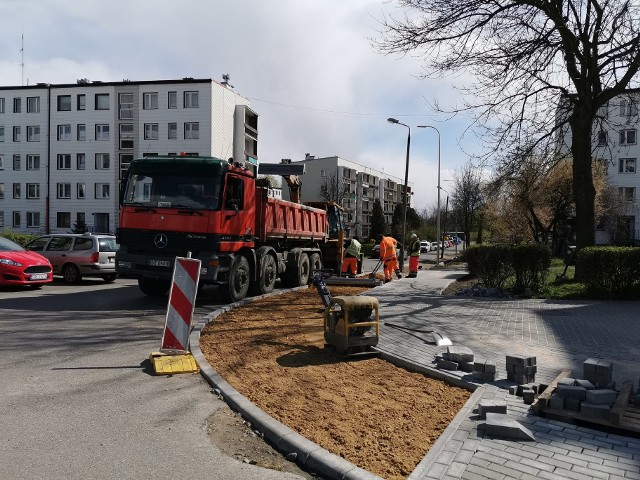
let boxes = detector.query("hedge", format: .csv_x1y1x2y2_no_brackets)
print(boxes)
576,246,640,298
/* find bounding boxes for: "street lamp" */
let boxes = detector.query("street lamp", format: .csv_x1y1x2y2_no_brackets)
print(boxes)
417,125,442,266
387,117,411,272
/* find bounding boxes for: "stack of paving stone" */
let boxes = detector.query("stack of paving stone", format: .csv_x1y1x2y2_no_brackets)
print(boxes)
505,354,537,384
546,358,619,421
471,359,497,381
435,346,474,371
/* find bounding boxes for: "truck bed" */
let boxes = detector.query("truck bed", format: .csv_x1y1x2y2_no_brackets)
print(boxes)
256,190,327,242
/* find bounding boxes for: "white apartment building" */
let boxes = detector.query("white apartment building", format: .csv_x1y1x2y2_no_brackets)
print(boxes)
0,77,258,234
280,155,413,239
558,91,640,244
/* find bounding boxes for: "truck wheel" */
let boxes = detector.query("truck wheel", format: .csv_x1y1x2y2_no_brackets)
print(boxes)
309,253,322,274
138,277,170,297
221,255,250,302
296,253,311,286
251,254,277,295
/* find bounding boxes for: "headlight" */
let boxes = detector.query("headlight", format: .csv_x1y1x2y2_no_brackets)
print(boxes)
0,258,23,267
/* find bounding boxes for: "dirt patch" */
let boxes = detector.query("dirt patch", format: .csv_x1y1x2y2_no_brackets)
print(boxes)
200,286,471,479
442,273,480,295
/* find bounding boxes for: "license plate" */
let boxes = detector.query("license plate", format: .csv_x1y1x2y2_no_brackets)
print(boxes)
30,273,48,280
149,259,170,267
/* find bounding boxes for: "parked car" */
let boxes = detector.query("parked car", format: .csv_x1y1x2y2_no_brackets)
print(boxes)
25,233,119,284
420,241,431,253
430,241,439,251
0,236,53,288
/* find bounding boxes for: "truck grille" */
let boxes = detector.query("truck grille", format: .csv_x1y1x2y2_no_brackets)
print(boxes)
118,229,214,255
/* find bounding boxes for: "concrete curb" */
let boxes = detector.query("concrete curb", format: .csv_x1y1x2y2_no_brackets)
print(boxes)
190,286,481,480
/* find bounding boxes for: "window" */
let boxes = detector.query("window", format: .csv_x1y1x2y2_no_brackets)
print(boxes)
13,183,21,198
168,91,177,109
13,211,21,227
95,183,110,199
0,155,3,169
12,154,21,171
95,124,110,141
57,154,71,170
619,158,637,174
144,123,159,140
13,97,21,113
27,212,40,228
27,155,40,170
27,96,40,113
168,122,177,139
0,98,4,113
119,93,133,119
77,183,86,199
95,153,110,169
27,125,40,142
13,126,21,142
143,92,158,110
57,212,71,229
57,124,72,141
321,169,327,177
77,153,86,170
0,211,3,228
77,124,86,141
120,123,134,149
77,94,86,111
0,126,4,142
57,95,71,111
620,129,637,145
0,183,4,199
143,183,151,200
26,183,40,199
619,187,636,202
620,98,638,116
95,93,109,110
57,183,72,198
77,212,85,227
184,91,198,108
224,176,244,210
120,154,133,179
597,131,608,146
184,122,199,139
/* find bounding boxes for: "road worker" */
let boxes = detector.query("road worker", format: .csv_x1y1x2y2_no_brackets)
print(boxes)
407,233,420,278
341,236,361,278
375,234,402,283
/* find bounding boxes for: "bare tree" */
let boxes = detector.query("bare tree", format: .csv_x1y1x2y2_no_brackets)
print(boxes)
319,174,350,204
377,0,640,251
451,162,485,247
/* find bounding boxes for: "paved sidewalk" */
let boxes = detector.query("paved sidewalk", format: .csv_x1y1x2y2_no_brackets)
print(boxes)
368,268,640,480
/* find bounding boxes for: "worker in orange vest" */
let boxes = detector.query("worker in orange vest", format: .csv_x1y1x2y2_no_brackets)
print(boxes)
375,234,402,283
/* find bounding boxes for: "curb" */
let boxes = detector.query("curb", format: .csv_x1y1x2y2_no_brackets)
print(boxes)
190,285,481,480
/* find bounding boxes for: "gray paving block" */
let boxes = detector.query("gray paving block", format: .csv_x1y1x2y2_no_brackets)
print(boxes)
595,359,613,374
574,379,595,389
447,345,474,363
484,361,496,373
478,400,508,419
580,402,611,420
564,397,581,412
460,361,475,373
506,354,528,366
583,358,599,375
473,360,486,372
557,384,587,400
586,389,617,405
522,390,535,405
549,394,564,410
437,359,459,371
558,377,576,386
485,413,536,441
524,365,537,375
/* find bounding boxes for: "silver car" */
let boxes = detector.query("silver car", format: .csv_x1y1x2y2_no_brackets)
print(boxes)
25,233,119,284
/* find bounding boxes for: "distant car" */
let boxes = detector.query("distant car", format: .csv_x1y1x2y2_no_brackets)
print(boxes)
25,233,119,284
420,241,431,253
372,244,380,257
430,241,439,250
0,236,53,288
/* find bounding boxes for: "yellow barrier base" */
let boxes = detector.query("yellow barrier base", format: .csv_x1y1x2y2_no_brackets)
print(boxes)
150,351,200,375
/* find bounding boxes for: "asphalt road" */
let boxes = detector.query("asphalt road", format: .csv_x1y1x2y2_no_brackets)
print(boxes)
0,278,305,480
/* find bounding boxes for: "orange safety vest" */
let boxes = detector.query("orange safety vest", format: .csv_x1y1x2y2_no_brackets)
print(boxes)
379,236,397,261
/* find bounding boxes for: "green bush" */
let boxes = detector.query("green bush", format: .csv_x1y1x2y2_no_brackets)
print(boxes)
576,246,640,298
511,244,552,292
0,230,39,246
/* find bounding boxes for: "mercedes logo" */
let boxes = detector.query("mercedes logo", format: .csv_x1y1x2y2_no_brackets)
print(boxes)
154,233,168,249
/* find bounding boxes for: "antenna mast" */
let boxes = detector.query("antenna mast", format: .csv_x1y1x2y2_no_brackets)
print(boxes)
20,33,25,86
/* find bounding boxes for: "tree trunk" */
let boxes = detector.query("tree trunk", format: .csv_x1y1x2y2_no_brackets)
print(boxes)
570,114,596,250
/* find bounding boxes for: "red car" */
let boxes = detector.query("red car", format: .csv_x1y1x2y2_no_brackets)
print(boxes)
0,236,53,288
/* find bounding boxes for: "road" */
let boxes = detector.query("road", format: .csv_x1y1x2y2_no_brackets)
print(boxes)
0,278,306,480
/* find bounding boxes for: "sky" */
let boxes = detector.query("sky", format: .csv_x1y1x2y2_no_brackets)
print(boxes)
0,0,483,212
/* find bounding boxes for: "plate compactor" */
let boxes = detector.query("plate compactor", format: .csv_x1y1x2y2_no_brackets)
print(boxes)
311,270,380,357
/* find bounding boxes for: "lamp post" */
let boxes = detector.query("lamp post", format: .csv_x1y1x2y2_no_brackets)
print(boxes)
417,125,441,266
387,117,410,272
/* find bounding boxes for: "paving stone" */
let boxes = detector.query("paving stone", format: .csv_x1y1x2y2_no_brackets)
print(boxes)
477,400,508,419
557,384,587,400
522,389,535,405
447,345,474,363
459,361,475,373
437,359,459,371
506,354,528,366
583,358,599,375
581,402,612,420
559,377,576,386
549,394,564,410
574,378,596,389
564,397,582,412
586,389,618,405
485,413,535,441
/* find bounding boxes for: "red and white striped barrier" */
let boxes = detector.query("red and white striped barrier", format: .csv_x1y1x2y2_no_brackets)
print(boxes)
161,256,201,352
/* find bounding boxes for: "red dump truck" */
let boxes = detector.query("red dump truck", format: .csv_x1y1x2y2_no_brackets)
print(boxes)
116,155,343,301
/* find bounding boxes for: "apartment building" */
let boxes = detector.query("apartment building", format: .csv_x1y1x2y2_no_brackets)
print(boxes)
280,155,412,239
0,78,258,234
558,91,640,244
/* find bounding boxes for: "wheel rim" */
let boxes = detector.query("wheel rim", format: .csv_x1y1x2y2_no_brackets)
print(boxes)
64,266,78,283
263,256,276,290
230,257,250,299
298,254,310,285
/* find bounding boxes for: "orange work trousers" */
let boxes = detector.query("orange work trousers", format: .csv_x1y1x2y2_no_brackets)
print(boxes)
342,257,357,276
383,255,398,281
409,256,419,274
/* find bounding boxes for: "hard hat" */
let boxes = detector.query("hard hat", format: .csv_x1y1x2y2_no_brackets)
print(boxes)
409,233,417,240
